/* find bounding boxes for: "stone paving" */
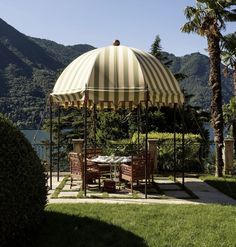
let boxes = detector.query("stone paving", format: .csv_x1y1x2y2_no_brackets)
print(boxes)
47,176,236,205
177,177,236,204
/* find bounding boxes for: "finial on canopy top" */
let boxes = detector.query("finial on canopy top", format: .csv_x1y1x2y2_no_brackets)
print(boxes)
113,40,120,46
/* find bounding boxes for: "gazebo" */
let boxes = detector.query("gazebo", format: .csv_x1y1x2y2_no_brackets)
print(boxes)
50,40,185,198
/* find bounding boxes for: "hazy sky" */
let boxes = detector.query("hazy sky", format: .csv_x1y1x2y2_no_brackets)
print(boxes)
0,0,235,56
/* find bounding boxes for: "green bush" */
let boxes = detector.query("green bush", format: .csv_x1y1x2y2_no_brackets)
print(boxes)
132,131,203,172
0,114,47,246
104,139,141,156
132,131,201,142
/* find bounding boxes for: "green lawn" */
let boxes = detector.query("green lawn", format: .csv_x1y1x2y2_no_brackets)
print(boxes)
28,203,236,247
200,175,236,199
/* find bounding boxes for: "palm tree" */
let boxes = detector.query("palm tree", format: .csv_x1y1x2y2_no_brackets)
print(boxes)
181,0,236,177
221,32,236,96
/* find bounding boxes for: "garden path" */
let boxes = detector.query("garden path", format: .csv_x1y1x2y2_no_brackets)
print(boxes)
47,176,236,205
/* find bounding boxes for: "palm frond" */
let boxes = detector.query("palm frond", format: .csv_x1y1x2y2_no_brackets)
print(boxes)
184,6,197,19
224,12,236,21
222,32,236,52
181,22,195,33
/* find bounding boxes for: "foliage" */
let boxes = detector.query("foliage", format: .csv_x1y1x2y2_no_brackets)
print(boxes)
181,1,236,37
104,139,143,156
221,32,236,72
132,131,203,172
167,51,233,109
27,203,236,247
150,35,172,66
132,131,201,142
181,0,236,177
0,114,47,247
96,110,129,146
43,103,210,172
51,176,69,198
223,97,236,132
42,107,87,171
31,37,95,65
150,35,188,84
0,18,94,129
223,97,236,155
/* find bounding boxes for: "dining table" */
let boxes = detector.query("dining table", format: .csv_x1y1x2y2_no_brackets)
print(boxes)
89,155,131,182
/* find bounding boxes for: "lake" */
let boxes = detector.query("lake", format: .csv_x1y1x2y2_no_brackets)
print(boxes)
21,129,49,144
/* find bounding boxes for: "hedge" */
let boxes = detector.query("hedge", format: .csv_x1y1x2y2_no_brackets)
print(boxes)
132,131,203,172
0,114,47,246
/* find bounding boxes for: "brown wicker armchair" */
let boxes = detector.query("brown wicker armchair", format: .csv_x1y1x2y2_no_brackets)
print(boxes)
86,148,102,159
68,152,101,189
86,148,110,177
120,154,151,192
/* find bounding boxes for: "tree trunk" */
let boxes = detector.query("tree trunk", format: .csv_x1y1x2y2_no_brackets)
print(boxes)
233,121,236,157
233,65,236,156
207,33,224,177
234,64,236,97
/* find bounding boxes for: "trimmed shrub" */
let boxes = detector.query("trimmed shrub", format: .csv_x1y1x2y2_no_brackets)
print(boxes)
132,131,201,142
0,114,47,246
132,131,203,172
104,139,143,156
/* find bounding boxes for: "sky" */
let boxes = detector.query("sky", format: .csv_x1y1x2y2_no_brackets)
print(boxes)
0,0,235,56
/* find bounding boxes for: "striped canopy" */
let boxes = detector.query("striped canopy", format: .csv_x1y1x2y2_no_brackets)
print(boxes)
51,44,184,109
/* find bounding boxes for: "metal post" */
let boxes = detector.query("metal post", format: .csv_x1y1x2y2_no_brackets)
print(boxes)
49,96,53,189
137,104,140,148
173,104,177,182
145,89,149,199
84,91,88,196
181,104,185,188
93,103,97,152
57,105,60,182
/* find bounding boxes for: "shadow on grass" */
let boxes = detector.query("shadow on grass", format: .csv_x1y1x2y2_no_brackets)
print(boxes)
29,211,147,247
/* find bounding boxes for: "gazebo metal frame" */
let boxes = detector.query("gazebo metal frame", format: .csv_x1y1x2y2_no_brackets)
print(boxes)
48,97,186,199
48,42,186,198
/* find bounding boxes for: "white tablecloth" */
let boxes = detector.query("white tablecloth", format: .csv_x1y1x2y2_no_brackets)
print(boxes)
91,155,131,164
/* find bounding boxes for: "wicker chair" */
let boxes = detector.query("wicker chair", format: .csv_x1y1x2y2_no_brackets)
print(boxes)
68,152,101,189
86,148,110,177
86,148,102,159
120,154,151,192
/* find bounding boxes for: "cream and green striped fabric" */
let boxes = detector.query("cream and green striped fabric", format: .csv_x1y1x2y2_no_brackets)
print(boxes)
51,45,184,109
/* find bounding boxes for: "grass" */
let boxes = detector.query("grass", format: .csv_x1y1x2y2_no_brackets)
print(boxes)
51,176,166,199
51,176,69,198
27,203,236,247
200,175,236,199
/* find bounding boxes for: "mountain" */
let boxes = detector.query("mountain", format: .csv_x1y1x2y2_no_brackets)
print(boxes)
30,37,95,65
0,18,95,128
165,52,233,110
0,18,63,71
0,18,233,128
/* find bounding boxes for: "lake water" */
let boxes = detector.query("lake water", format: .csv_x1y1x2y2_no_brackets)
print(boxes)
21,129,49,144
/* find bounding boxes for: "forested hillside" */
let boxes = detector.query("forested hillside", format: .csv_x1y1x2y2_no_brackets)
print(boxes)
0,18,233,128
0,18,94,128
165,52,233,109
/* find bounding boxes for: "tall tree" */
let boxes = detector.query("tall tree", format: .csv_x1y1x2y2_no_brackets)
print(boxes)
150,35,186,81
181,0,236,177
221,32,236,154
221,32,236,96
150,35,172,67
223,98,236,154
